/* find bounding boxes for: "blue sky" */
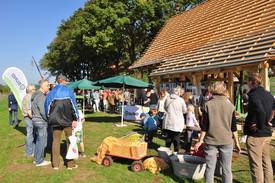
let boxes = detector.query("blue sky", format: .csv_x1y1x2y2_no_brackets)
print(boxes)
0,0,86,84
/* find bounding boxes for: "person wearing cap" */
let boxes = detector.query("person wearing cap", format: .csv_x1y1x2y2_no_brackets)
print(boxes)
45,74,79,170
142,105,161,145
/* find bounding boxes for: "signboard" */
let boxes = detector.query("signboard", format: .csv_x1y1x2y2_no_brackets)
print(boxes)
2,67,28,109
123,105,149,121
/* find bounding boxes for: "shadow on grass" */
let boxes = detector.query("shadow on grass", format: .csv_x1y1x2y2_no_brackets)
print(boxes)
107,155,187,182
232,180,245,183
132,127,144,134
85,116,121,123
84,110,95,115
15,126,26,136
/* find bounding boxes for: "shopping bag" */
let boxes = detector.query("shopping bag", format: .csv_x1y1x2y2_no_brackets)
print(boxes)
240,135,247,143
66,135,79,160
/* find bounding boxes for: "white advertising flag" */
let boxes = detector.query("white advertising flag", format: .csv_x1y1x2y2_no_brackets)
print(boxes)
2,67,28,109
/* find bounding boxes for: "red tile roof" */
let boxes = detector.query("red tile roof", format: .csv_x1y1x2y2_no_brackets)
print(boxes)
130,0,275,76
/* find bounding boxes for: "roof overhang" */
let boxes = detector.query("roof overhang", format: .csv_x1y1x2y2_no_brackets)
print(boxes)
150,58,271,77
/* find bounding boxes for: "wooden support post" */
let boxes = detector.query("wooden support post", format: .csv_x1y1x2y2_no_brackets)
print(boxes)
155,76,161,95
262,62,270,91
228,72,234,103
147,66,152,83
191,74,203,96
140,68,144,79
197,82,202,96
239,71,244,113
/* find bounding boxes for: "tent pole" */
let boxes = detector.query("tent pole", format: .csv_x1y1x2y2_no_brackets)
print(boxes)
83,90,85,116
121,84,125,126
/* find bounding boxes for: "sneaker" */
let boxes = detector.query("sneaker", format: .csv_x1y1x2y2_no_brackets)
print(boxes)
26,153,34,158
67,164,78,170
36,160,51,167
53,167,59,170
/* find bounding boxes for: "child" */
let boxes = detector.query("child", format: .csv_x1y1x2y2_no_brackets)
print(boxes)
186,105,201,153
74,110,86,158
140,113,147,127
142,105,161,145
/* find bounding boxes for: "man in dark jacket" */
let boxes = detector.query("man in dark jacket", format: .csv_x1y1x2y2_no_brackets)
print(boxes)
8,93,18,128
244,73,274,183
45,74,79,170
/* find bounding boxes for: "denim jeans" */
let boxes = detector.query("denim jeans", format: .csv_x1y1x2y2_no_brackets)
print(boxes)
23,117,35,156
33,122,48,164
204,143,233,183
9,110,18,126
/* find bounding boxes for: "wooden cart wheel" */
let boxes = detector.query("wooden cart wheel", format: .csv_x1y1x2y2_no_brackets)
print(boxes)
131,160,144,172
102,156,113,167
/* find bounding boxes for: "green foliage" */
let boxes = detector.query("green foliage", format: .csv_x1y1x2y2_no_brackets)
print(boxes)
0,84,10,94
41,0,204,81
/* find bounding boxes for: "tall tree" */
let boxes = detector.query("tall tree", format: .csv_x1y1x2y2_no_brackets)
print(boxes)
41,0,204,81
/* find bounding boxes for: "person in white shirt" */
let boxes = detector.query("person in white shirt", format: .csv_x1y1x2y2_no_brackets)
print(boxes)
158,89,169,116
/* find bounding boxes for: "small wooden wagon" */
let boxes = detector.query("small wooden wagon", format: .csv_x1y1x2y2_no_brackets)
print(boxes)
102,141,148,172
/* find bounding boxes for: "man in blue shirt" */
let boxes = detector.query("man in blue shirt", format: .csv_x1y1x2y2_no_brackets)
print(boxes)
8,93,18,128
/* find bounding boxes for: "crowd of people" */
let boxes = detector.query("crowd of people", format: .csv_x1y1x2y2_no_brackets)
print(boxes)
8,72,274,182
77,88,160,114
20,74,84,169
139,73,274,183
78,89,131,113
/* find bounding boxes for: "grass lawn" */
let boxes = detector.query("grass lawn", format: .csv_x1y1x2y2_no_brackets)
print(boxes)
0,97,274,183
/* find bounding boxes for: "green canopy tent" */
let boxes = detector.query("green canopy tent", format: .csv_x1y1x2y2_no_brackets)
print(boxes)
95,75,151,126
67,79,101,90
67,79,101,115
